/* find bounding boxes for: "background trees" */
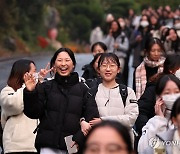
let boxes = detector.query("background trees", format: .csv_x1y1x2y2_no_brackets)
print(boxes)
0,0,179,53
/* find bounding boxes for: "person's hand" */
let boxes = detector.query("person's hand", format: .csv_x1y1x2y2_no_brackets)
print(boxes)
80,121,91,136
24,72,37,91
39,63,53,80
155,97,165,117
113,43,119,49
109,29,113,36
89,118,102,126
166,35,171,41
71,141,79,150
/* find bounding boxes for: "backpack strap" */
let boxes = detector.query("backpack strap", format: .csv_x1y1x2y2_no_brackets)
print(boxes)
119,84,128,107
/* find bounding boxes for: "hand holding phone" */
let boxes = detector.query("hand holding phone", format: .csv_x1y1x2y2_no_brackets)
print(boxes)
64,135,78,154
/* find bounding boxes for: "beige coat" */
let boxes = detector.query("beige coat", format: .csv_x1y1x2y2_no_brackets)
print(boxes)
0,86,37,153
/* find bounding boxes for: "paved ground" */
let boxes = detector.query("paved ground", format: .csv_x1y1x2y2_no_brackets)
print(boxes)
0,53,93,91
0,52,134,91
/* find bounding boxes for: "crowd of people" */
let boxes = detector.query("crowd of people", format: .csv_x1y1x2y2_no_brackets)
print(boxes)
0,5,180,154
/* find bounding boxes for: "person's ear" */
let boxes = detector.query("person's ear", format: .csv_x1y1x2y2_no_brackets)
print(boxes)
117,67,121,73
172,117,178,126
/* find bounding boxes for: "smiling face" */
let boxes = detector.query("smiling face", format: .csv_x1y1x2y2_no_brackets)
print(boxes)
99,58,120,83
85,126,128,154
54,51,74,76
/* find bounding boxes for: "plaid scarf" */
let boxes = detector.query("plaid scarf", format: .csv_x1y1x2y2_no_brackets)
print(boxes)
135,56,165,100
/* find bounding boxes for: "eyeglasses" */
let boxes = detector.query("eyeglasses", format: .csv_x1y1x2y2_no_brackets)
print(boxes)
100,63,118,69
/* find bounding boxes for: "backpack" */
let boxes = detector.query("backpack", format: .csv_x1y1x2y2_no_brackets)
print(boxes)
87,84,128,106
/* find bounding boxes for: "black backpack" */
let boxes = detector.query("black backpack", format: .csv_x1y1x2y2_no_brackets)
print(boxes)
87,84,128,106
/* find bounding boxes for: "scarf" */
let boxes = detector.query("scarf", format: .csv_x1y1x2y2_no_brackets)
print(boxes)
135,56,165,99
144,56,165,69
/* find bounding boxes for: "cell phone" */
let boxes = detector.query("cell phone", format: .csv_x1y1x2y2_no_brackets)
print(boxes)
64,135,78,154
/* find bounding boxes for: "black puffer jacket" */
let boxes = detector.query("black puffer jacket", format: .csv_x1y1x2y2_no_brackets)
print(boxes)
23,72,99,151
135,81,156,135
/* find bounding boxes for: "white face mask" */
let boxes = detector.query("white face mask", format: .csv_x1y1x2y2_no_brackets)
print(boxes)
162,93,180,110
174,23,180,29
175,69,180,80
119,22,125,28
140,20,149,28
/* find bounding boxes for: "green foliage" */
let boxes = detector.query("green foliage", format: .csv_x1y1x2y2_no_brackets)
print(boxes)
1,0,180,52
103,0,136,18
60,0,104,42
135,0,180,10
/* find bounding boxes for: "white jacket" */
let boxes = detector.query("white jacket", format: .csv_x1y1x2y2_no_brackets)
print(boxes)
103,32,129,58
138,116,169,154
0,86,37,153
95,84,139,128
95,84,139,143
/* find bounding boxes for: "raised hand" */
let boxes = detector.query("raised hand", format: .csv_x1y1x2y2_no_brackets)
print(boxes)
39,62,53,79
24,72,37,91
155,97,165,117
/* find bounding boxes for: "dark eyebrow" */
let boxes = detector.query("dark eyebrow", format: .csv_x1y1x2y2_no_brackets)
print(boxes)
86,142,99,146
106,143,125,150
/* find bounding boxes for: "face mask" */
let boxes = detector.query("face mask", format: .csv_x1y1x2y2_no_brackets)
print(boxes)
175,69,180,80
33,72,39,83
174,23,180,29
140,20,149,28
119,22,125,28
162,93,180,110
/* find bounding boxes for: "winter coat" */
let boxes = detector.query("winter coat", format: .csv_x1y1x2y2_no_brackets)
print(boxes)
143,129,178,154
103,32,129,58
138,116,169,153
135,82,156,135
88,83,139,142
0,85,37,153
23,72,99,151
82,64,98,80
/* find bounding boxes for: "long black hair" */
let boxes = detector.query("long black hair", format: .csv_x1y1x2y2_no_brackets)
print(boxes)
170,97,180,120
7,59,35,91
110,20,122,39
163,54,180,74
156,74,180,96
51,47,76,67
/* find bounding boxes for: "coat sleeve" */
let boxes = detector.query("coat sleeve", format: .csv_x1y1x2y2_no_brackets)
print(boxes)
103,35,113,48
101,88,139,128
72,84,99,147
0,86,24,117
23,83,46,119
138,116,168,153
117,36,129,51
